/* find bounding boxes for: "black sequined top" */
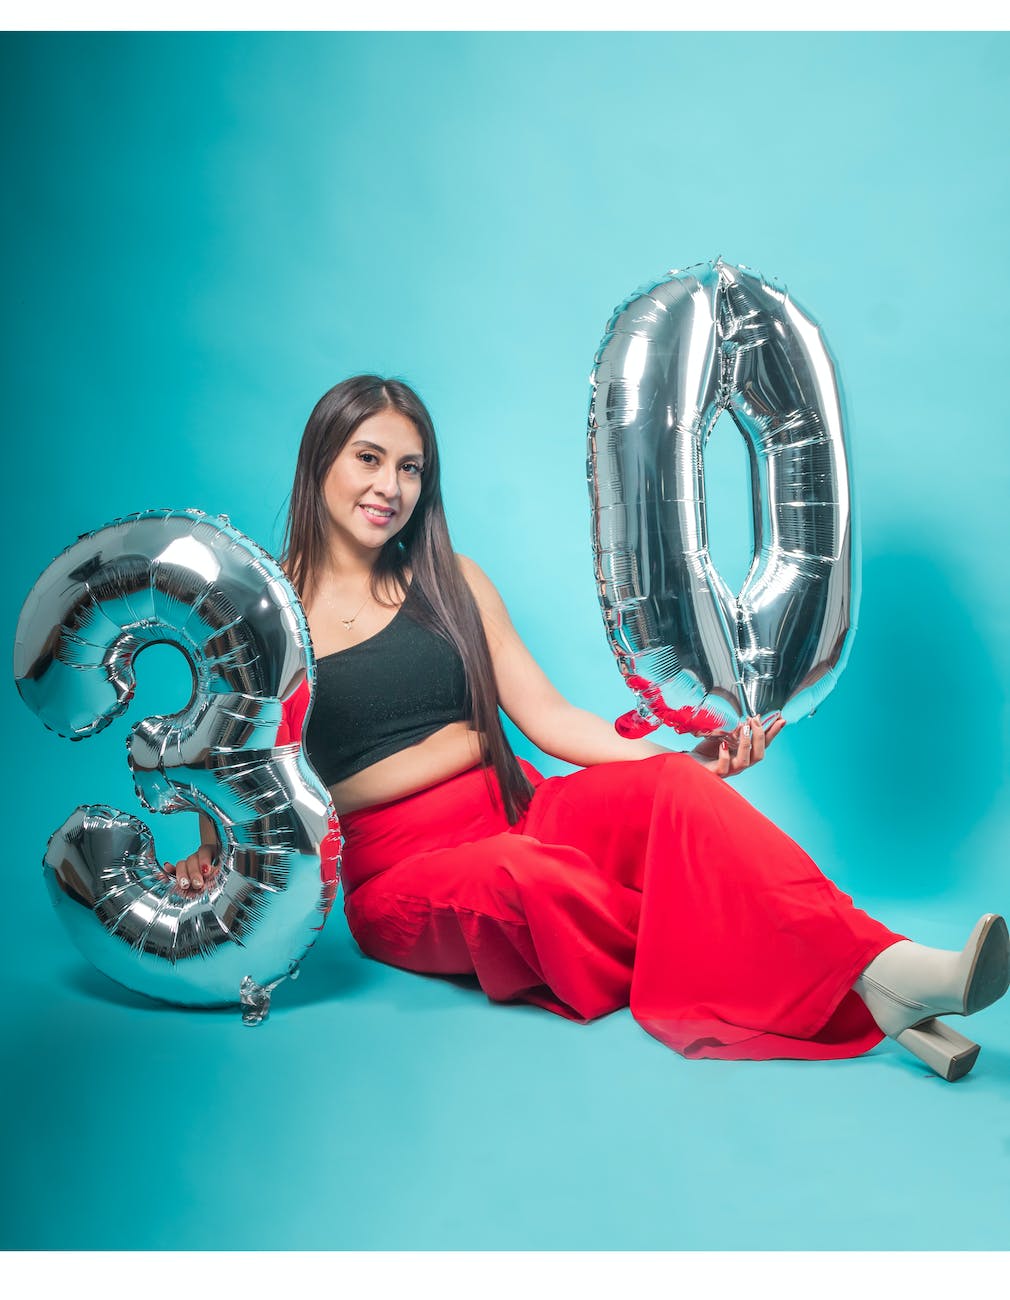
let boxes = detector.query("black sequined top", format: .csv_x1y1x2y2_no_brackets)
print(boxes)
304,584,470,787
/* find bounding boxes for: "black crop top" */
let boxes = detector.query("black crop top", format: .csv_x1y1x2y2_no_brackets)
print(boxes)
304,585,470,787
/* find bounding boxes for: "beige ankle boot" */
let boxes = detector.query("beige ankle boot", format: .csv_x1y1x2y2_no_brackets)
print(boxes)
854,914,1010,1081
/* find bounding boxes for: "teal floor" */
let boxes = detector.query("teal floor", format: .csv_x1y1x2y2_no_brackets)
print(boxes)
3,883,1009,1251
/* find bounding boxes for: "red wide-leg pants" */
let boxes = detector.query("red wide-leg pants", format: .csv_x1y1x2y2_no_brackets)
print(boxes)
334,754,903,1061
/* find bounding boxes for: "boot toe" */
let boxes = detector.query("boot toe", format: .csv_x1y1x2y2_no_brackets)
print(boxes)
964,914,1010,1016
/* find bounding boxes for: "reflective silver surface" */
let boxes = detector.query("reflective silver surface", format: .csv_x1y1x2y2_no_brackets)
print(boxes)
588,259,856,737
14,509,337,1017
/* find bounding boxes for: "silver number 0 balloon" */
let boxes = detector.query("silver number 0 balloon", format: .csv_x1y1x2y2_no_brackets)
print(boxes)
588,258,856,738
14,509,337,1023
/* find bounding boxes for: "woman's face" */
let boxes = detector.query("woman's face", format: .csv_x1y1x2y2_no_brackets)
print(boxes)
322,408,426,557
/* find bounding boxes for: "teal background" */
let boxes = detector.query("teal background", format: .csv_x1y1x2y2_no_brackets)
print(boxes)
3,32,1010,1249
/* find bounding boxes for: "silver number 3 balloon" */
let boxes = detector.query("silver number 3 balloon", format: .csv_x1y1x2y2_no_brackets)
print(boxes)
14,508,337,1024
588,258,856,738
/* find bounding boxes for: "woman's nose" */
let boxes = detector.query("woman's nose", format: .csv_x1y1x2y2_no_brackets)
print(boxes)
375,464,399,498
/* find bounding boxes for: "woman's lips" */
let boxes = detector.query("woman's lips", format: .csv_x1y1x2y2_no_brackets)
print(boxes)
359,504,396,526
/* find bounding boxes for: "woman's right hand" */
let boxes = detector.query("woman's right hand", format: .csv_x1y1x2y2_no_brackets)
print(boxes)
163,843,219,895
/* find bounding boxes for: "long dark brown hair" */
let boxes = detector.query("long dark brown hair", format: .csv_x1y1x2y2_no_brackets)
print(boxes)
281,374,533,823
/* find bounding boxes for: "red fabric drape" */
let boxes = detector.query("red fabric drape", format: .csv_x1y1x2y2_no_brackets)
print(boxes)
333,753,901,1062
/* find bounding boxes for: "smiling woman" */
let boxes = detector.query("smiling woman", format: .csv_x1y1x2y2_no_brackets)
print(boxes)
167,374,1010,1081
274,376,533,822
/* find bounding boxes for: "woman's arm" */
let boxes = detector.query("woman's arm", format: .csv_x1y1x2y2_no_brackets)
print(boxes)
458,555,782,774
459,555,664,766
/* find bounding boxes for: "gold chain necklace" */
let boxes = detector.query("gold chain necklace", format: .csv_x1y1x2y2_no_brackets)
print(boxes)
339,593,371,632
322,583,373,632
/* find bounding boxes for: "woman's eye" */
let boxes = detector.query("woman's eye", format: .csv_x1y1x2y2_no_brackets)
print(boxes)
401,462,423,476
357,452,378,465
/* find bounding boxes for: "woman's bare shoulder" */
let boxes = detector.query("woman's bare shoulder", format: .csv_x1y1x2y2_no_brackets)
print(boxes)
454,555,517,646
455,553,504,606
455,553,500,586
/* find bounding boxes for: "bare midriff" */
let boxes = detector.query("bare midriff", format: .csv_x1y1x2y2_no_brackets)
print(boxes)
327,720,486,814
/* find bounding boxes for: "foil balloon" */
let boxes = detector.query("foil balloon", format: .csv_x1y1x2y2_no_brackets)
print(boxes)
588,258,856,739
14,508,338,1024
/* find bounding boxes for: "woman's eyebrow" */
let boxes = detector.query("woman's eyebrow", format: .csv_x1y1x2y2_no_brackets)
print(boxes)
349,439,422,461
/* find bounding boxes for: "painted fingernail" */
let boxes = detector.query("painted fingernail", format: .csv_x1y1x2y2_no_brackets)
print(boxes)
201,865,210,875
743,724,752,738
721,741,729,751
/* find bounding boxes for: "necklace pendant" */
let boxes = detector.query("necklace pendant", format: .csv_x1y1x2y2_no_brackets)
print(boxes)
341,618,354,631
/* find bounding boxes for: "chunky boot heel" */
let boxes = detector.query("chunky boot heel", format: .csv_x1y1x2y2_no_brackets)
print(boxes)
894,1019,981,1082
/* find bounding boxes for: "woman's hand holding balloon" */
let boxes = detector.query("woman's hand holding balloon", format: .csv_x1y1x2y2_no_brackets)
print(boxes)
163,843,219,895
691,715,785,779
163,811,220,893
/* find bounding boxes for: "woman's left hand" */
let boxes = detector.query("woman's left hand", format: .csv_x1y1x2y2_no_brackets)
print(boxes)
691,715,785,778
